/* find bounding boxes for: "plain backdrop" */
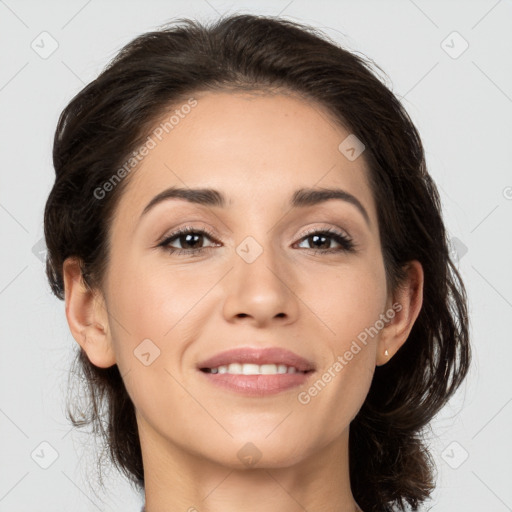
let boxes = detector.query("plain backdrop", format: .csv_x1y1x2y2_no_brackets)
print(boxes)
1,0,511,510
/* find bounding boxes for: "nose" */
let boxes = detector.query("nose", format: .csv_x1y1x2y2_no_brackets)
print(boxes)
221,238,300,328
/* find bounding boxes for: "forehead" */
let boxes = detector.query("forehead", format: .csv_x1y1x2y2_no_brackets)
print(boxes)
113,91,377,227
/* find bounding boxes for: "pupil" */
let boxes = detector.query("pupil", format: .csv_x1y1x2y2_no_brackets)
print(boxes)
311,234,328,249
182,233,202,249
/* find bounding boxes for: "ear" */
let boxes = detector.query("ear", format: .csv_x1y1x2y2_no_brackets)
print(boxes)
376,260,424,366
62,257,116,368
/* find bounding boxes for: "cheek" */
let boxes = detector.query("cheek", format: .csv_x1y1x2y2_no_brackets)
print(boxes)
104,263,200,422
302,260,388,344
105,257,168,368
106,257,220,370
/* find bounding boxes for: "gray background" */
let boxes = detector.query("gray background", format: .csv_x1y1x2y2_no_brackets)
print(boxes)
1,0,511,510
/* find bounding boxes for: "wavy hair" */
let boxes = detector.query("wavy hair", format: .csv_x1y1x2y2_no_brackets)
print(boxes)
44,13,471,512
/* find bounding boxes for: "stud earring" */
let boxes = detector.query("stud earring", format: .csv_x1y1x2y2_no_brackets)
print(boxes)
384,349,389,357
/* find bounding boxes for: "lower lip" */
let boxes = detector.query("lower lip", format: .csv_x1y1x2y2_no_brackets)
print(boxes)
198,370,315,396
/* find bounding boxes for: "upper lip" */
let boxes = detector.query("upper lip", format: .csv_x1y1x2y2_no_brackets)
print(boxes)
197,347,316,372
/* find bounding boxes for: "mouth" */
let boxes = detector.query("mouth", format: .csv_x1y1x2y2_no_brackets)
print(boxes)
196,346,316,373
196,346,316,396
200,364,313,375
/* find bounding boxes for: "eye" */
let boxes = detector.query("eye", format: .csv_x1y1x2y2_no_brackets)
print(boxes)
295,227,355,254
158,226,219,257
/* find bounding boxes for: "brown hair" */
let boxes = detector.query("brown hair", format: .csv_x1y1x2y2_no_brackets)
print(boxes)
44,13,471,511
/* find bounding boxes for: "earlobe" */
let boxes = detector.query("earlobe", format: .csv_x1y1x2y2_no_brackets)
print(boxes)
376,260,424,366
62,257,117,368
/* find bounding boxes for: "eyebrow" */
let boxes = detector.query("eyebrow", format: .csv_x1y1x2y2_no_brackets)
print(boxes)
140,186,371,227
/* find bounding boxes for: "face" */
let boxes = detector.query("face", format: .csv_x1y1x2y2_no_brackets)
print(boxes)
102,90,391,468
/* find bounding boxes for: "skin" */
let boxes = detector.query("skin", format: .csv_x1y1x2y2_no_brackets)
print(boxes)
63,91,423,512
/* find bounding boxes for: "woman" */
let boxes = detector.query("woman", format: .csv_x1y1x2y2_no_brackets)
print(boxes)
43,13,471,512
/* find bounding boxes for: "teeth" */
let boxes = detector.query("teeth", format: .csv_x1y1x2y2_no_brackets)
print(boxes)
206,363,303,375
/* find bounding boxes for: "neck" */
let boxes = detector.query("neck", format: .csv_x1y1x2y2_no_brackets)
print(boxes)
138,416,362,512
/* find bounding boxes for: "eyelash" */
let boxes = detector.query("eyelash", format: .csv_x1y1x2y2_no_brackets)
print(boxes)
157,225,356,257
